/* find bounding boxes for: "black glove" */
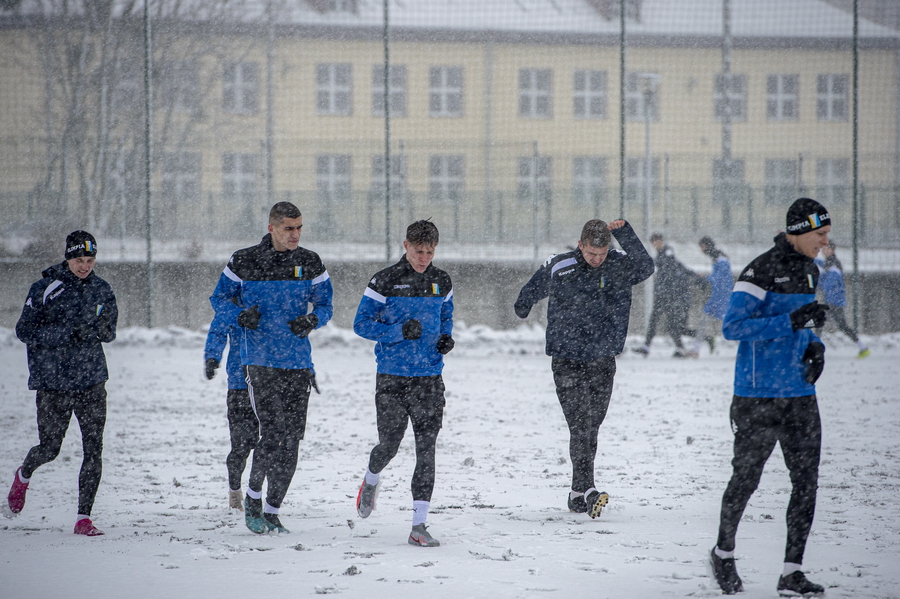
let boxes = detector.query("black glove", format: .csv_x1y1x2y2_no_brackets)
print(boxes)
802,341,826,384
238,305,261,330
402,319,422,340
436,334,455,355
204,358,219,380
288,313,319,337
71,325,96,344
789,302,829,331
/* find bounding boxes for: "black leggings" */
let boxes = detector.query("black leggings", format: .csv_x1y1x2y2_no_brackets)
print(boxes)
716,395,821,564
226,388,259,491
22,383,107,516
367,374,445,502
552,356,616,493
245,366,311,509
828,306,860,343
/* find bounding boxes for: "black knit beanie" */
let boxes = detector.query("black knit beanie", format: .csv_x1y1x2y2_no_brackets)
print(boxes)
785,198,830,235
64,231,98,260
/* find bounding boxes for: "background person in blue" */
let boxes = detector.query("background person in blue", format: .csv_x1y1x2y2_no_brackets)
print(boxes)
709,198,831,596
204,301,259,511
815,242,870,358
210,201,333,534
6,231,117,537
514,219,654,519
691,236,733,356
353,220,454,548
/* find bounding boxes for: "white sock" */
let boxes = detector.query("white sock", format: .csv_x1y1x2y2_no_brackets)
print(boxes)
76,514,90,523
17,470,30,483
783,562,801,576
245,487,262,500
412,500,429,527
365,469,380,486
857,341,867,351
263,501,279,515
569,490,584,500
714,546,735,559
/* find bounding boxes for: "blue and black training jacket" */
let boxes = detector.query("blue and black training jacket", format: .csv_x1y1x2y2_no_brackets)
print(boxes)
353,257,453,377
210,234,333,372
204,305,247,390
724,233,824,398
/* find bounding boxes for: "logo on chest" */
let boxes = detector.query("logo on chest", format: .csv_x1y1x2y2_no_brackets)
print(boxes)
293,266,303,278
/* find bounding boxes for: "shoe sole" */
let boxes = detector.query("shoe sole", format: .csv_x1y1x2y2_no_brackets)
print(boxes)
707,550,743,595
588,492,609,519
356,482,379,519
2,503,20,519
408,535,440,547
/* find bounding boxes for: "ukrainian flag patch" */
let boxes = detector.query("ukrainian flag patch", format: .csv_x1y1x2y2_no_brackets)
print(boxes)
599,276,606,289
294,266,303,278
432,283,440,295
807,274,814,288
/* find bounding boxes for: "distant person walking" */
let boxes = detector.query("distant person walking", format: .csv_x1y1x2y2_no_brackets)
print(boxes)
204,301,259,511
353,220,454,548
210,201,333,534
633,233,706,358
515,219,654,518
5,231,118,537
709,198,831,596
815,243,870,358
692,236,733,356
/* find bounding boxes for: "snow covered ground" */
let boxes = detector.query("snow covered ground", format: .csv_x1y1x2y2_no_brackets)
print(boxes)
0,325,898,599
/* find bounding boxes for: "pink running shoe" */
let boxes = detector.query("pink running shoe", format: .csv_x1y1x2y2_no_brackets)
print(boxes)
6,467,29,516
74,518,105,536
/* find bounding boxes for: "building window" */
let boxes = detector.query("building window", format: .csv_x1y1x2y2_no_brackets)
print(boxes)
372,65,407,117
574,70,607,120
573,156,607,207
625,72,659,121
712,158,745,203
517,156,552,203
222,153,259,201
767,74,799,121
428,155,465,203
223,62,259,114
309,0,357,12
316,154,352,203
162,152,201,201
817,74,848,121
624,157,659,204
317,63,352,115
159,61,199,112
764,159,798,204
370,154,407,198
714,73,746,122
816,158,849,204
429,66,463,117
519,68,553,118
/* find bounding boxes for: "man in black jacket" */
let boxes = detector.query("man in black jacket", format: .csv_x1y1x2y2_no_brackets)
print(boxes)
634,232,706,358
515,219,654,518
5,231,118,537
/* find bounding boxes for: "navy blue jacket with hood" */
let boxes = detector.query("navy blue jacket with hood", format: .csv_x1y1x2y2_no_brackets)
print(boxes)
16,262,118,391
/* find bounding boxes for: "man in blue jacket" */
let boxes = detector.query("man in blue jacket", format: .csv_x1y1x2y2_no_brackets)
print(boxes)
353,220,453,548
6,231,117,537
514,219,654,518
709,198,831,596
204,301,258,511
210,202,333,534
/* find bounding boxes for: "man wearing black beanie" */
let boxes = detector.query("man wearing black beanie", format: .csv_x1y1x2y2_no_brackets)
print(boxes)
709,198,830,596
5,231,118,537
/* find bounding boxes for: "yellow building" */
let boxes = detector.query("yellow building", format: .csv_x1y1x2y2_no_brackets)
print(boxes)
1,0,898,256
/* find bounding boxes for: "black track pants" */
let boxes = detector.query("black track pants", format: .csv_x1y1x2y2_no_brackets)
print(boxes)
22,383,107,516
552,356,616,493
245,366,311,509
716,395,821,564
645,297,690,349
367,374,445,502
226,388,259,491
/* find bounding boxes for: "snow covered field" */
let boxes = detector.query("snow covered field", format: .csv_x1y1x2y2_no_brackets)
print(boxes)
1,325,898,599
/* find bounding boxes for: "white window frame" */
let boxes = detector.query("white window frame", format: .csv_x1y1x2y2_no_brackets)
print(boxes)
370,154,407,197
519,68,553,118
317,63,352,116
572,156,607,206
817,74,848,121
624,156,659,204
764,159,798,204
573,69,607,120
428,155,465,203
222,153,259,201
372,64,407,117
816,158,849,204
429,66,463,117
223,62,260,115
517,155,552,203
714,73,746,122
767,74,799,121
625,72,659,121
162,151,201,201
316,154,352,203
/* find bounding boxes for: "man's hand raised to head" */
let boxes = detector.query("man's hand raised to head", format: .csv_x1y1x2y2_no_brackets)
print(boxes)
607,219,625,230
